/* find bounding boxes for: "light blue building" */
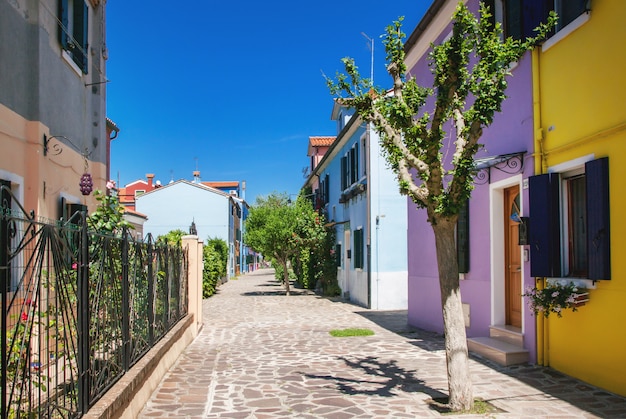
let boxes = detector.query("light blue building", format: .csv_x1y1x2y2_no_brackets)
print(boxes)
305,103,408,309
136,179,239,279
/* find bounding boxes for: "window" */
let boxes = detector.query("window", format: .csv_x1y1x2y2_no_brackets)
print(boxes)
335,243,342,267
485,0,588,40
564,174,586,277
135,190,145,198
59,0,89,73
528,157,610,280
353,228,364,269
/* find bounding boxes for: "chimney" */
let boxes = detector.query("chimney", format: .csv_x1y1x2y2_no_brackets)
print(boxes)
146,173,155,189
193,170,201,183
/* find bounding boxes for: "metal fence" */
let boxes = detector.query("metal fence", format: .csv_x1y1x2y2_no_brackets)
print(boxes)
0,188,188,418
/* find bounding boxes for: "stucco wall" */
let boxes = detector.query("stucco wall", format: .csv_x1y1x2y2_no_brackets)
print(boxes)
137,182,229,243
536,0,626,396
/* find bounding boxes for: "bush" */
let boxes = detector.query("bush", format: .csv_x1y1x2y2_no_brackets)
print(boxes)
202,237,228,298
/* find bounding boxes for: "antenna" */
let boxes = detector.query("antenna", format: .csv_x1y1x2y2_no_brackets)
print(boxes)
361,32,374,85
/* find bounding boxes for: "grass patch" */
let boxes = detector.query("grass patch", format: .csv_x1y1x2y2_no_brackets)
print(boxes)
428,398,503,415
329,328,374,337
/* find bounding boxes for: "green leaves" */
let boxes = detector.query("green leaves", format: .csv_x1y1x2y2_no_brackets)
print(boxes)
87,190,133,235
245,192,326,264
327,1,556,218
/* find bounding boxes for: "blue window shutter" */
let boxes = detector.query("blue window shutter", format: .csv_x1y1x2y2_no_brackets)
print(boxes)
528,173,561,277
79,0,89,73
521,0,550,39
59,0,69,48
457,199,470,274
586,157,610,280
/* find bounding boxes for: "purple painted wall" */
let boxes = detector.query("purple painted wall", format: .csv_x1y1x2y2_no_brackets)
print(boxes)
405,0,538,362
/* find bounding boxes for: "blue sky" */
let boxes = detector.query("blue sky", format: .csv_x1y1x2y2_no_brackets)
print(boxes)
106,1,431,203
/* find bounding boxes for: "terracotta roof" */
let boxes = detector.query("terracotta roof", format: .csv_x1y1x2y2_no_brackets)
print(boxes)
202,181,239,188
309,136,335,147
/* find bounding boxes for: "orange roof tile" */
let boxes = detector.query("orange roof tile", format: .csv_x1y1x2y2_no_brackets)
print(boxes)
202,181,239,188
309,136,335,147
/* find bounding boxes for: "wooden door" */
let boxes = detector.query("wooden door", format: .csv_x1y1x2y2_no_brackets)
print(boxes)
504,186,522,328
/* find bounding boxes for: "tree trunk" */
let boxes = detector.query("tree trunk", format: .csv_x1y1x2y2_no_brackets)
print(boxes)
432,218,473,411
282,259,291,296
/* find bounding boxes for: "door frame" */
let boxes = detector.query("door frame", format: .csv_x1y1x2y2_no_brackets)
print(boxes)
489,174,524,329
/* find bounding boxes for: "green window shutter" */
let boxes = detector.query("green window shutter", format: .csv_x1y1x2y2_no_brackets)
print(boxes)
1,180,12,292
335,243,341,267
325,174,330,205
353,229,363,269
341,157,347,190
349,148,355,185
456,199,470,274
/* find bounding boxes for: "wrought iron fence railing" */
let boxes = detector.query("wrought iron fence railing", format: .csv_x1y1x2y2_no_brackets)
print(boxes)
0,188,188,418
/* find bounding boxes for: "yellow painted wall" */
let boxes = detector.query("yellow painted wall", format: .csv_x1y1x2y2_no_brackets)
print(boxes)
537,0,626,396
0,105,106,219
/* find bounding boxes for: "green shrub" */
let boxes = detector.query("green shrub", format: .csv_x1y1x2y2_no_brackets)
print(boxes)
202,237,228,298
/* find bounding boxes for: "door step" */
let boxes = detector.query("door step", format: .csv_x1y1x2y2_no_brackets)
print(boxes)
467,325,528,366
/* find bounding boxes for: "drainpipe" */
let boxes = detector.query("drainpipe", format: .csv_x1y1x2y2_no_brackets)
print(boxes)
532,48,548,367
366,123,372,309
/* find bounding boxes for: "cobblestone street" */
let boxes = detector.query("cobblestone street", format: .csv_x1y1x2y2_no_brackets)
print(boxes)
139,269,626,418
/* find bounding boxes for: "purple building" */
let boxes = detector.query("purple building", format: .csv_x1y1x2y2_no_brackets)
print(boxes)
404,0,539,365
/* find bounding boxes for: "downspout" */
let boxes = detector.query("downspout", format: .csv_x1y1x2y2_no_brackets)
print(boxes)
532,48,548,367
366,123,372,309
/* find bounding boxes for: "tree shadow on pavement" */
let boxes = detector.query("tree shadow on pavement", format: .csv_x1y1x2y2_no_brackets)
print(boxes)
304,355,447,400
240,280,313,296
355,310,446,352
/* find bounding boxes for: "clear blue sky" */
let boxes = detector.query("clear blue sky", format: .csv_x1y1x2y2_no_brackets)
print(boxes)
106,1,431,203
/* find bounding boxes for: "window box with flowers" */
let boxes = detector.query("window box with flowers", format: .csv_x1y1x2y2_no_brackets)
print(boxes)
523,281,589,318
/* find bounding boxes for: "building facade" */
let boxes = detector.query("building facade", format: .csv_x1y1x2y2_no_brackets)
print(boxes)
1,0,111,219
527,0,625,396
305,102,407,310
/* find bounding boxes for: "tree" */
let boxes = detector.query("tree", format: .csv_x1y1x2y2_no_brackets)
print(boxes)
327,2,555,411
245,192,324,295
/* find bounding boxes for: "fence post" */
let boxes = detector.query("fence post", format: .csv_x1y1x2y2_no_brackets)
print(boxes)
121,228,130,371
147,234,155,346
182,235,202,335
78,210,90,414
1,190,7,419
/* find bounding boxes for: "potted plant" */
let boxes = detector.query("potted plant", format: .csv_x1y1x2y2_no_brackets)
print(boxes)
523,281,589,318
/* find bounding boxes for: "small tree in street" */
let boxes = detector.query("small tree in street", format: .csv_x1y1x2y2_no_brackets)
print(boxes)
245,192,325,295
327,2,555,411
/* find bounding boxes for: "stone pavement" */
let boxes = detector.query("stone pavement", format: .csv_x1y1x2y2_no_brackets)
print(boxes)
139,269,626,418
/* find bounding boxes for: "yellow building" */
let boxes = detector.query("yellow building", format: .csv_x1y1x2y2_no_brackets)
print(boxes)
529,0,626,396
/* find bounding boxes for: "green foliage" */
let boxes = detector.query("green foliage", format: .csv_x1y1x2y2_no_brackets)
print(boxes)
88,189,133,235
326,2,556,219
202,237,228,298
245,191,328,294
156,229,186,246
